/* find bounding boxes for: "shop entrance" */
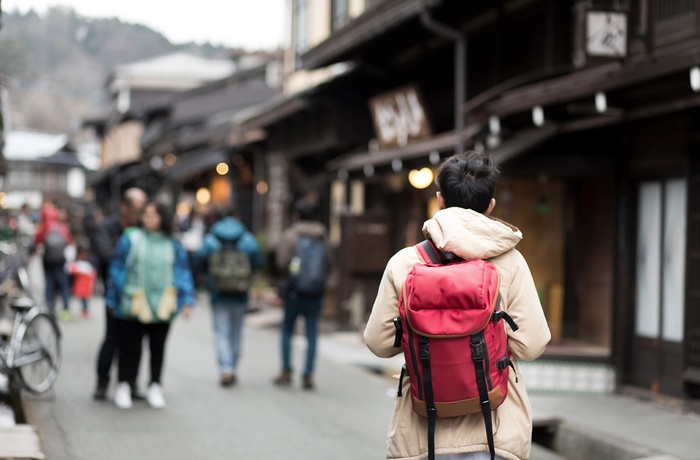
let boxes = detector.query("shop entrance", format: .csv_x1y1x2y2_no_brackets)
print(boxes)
631,179,687,396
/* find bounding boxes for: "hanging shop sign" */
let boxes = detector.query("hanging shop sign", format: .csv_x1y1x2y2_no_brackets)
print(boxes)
586,11,627,58
368,84,432,148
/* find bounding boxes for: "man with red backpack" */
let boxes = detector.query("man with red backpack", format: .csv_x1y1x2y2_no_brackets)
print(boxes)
365,151,550,460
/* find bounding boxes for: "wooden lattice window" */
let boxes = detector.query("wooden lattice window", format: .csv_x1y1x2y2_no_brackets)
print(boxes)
654,0,696,23
652,0,699,47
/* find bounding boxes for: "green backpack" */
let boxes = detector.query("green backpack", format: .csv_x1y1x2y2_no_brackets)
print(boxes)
208,238,252,295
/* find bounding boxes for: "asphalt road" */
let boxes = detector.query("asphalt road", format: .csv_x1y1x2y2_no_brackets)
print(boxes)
20,290,397,460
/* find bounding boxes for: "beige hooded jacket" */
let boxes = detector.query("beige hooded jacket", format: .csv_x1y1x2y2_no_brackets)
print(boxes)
364,207,551,460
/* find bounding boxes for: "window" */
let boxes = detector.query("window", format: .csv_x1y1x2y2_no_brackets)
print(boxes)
332,0,350,31
654,0,695,24
652,0,698,47
294,0,309,68
635,179,687,342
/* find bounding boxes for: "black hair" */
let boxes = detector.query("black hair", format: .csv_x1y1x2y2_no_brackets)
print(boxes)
435,151,500,213
144,201,174,236
293,198,318,221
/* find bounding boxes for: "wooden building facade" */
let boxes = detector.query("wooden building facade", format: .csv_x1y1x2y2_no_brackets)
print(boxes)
240,0,700,406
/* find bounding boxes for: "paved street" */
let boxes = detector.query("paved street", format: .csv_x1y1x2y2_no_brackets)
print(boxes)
20,291,396,460
15,257,700,460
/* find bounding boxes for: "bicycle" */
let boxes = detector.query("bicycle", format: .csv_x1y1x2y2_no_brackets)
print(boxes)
0,241,61,394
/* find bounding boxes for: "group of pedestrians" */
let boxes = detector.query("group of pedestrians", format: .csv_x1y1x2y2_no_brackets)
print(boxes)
88,151,550,460
13,151,552,460
88,188,331,410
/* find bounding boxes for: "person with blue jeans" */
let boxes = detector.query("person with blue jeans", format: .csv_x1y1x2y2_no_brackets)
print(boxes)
44,263,72,317
35,202,73,320
273,197,332,390
279,296,322,386
195,206,264,387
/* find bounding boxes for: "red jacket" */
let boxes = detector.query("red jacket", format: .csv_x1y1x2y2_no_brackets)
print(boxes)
35,220,72,246
68,261,96,299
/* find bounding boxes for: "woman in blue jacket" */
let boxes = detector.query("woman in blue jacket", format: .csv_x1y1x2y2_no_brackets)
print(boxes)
106,201,195,409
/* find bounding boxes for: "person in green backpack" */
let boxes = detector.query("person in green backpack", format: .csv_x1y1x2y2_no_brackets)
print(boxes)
195,205,264,387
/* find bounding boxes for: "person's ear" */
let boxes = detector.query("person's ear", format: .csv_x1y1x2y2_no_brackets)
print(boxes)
484,198,496,216
436,191,446,210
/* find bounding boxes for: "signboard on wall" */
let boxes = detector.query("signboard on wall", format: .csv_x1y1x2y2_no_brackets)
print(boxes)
368,84,432,148
586,11,627,58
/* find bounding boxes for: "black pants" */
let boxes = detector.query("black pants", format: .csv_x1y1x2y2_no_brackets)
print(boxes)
116,319,171,386
96,311,144,388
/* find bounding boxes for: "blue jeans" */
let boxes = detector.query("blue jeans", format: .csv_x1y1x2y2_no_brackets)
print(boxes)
44,262,70,313
211,301,247,374
280,296,322,377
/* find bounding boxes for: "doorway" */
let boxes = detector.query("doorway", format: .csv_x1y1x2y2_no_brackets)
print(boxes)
632,179,687,396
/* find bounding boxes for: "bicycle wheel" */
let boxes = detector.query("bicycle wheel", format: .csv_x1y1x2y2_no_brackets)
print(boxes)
12,308,61,393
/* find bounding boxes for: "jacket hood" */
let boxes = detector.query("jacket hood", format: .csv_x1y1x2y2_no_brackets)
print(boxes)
422,207,522,260
210,217,245,242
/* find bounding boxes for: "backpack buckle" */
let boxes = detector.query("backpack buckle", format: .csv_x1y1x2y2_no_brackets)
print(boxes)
419,342,430,361
471,334,485,362
471,342,484,362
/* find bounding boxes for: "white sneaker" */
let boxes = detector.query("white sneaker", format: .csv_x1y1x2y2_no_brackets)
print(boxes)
114,382,132,409
147,383,166,409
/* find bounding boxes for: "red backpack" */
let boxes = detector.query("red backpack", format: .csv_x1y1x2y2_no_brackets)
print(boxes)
393,240,519,460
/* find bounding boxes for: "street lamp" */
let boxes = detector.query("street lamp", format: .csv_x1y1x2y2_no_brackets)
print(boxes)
216,162,229,175
532,106,545,127
691,66,700,92
196,188,211,205
595,92,607,113
408,167,434,189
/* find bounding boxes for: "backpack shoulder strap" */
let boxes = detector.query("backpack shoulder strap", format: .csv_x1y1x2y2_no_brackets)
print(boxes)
125,228,142,268
415,240,442,265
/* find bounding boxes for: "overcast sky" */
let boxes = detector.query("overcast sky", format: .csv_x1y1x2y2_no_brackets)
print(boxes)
6,0,288,50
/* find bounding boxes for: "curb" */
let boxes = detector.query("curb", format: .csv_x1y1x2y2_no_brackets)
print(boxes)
532,417,682,460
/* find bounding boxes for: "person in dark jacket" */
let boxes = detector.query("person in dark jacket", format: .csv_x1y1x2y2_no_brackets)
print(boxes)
195,206,264,387
272,197,332,390
91,187,147,401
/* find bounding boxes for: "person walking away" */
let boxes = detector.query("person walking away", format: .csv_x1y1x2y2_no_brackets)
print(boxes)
364,151,551,460
68,246,97,320
35,202,73,320
273,197,332,390
194,206,264,387
91,188,147,401
106,201,195,409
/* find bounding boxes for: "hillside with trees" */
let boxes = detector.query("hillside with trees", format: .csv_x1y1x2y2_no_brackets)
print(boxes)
0,7,238,132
